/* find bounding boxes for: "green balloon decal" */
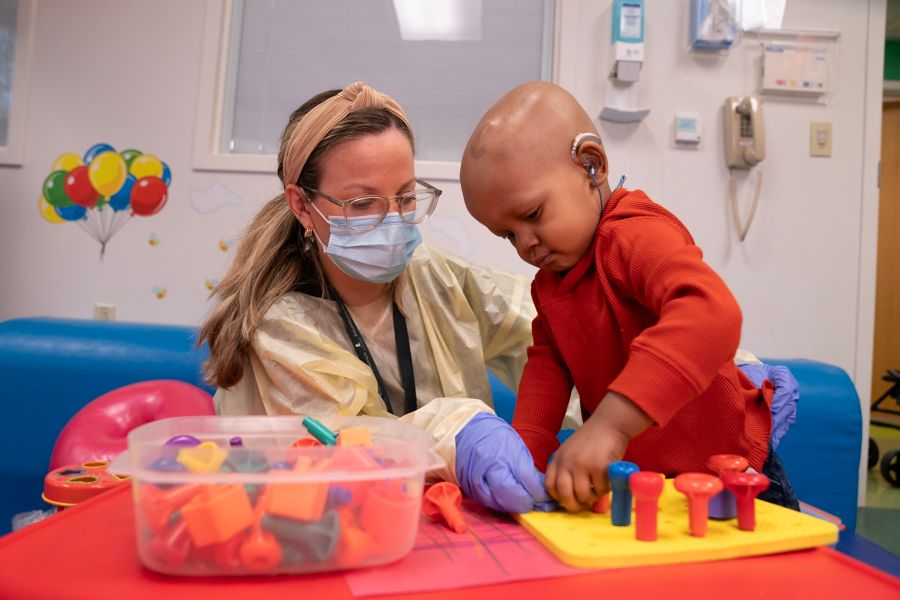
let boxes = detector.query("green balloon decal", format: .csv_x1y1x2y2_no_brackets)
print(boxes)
120,148,143,169
42,170,73,208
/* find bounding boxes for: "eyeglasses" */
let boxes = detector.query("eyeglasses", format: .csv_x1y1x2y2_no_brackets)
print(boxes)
304,178,442,232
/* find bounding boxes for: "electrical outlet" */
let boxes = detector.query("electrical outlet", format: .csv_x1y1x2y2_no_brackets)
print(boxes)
810,122,832,157
94,303,117,321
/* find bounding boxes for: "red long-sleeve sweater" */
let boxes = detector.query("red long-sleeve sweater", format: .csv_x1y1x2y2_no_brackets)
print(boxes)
513,188,772,475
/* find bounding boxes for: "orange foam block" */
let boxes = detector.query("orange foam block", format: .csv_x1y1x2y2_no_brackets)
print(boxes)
265,457,329,522
359,481,418,549
337,427,372,447
180,484,254,547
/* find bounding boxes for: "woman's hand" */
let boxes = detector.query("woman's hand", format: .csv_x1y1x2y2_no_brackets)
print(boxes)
545,392,651,512
455,412,556,513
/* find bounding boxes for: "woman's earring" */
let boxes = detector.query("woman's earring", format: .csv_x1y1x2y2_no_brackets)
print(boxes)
302,227,314,251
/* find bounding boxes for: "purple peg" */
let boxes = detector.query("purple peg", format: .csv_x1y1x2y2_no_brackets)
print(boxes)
148,457,187,473
327,486,352,508
164,435,202,447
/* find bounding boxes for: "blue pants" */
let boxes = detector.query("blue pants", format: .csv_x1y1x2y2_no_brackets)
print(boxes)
758,444,800,510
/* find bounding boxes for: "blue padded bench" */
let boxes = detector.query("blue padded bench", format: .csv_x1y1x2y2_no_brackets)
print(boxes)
767,359,862,531
0,318,212,534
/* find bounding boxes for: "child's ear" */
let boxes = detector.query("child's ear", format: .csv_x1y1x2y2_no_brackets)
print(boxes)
570,133,609,180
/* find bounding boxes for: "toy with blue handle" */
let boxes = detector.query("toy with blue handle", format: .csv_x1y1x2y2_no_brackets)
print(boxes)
609,461,640,526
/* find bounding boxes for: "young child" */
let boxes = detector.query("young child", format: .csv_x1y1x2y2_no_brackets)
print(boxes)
460,81,797,513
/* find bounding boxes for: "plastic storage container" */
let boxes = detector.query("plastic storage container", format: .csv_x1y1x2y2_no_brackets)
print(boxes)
124,415,439,576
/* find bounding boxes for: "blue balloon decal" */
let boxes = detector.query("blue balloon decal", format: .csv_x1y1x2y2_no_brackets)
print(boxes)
54,204,88,221
161,162,172,187
83,143,116,165
109,174,136,212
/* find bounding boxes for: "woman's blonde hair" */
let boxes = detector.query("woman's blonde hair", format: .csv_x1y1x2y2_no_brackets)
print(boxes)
199,89,414,389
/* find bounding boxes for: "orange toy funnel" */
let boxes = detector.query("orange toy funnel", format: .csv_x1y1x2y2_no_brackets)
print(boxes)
423,482,467,533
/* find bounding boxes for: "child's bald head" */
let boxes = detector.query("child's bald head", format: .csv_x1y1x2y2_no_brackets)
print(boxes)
460,82,611,272
462,82,601,184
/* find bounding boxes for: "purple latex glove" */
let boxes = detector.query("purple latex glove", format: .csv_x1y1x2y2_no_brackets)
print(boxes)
455,413,557,513
738,363,799,449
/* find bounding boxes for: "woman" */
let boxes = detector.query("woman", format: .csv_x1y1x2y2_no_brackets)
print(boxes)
199,82,553,513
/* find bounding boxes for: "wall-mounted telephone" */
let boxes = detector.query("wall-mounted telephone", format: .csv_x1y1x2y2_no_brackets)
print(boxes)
723,96,765,169
723,96,765,241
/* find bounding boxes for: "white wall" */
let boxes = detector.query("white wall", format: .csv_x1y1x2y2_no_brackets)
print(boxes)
0,1,884,496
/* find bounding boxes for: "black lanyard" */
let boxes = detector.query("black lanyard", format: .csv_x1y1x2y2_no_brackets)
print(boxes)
331,291,417,415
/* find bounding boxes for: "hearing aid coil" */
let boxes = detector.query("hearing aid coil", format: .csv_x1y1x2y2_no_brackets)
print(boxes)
570,133,604,172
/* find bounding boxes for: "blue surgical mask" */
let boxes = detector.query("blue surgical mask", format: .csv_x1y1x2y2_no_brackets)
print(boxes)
312,209,422,284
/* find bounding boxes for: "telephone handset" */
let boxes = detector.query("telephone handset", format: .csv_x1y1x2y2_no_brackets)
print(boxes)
723,96,765,241
724,96,765,169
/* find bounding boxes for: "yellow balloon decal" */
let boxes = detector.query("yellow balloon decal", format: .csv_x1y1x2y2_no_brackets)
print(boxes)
51,153,82,172
39,195,64,224
88,151,128,197
129,153,164,179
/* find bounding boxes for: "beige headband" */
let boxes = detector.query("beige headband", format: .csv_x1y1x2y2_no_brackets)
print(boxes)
282,81,412,188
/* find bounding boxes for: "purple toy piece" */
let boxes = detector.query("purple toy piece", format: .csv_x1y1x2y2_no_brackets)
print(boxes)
149,457,188,472
709,489,738,520
229,436,244,447
270,461,292,471
164,435,202,447
327,486,352,508
160,435,203,459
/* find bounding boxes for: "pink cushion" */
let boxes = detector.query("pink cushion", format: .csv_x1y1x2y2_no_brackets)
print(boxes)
49,380,214,470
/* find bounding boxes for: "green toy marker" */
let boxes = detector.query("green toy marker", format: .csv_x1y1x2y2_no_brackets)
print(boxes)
302,416,337,446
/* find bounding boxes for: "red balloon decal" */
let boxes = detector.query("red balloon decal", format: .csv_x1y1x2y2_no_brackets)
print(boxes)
64,166,100,208
130,176,168,216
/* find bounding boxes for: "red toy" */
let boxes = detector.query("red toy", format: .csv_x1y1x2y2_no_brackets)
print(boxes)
629,472,664,541
722,472,771,531
50,380,214,470
42,460,130,509
423,482,467,533
673,473,723,537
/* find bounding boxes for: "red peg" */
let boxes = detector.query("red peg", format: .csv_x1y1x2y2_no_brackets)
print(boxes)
722,472,770,531
149,519,192,568
629,472,664,541
591,493,610,514
674,473,723,537
422,482,467,533
291,437,322,448
239,494,283,572
706,454,748,476
209,530,248,570
139,484,202,534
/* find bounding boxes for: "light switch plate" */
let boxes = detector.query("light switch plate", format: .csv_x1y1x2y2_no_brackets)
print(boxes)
810,122,832,157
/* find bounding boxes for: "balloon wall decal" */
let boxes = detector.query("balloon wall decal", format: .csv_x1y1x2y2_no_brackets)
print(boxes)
40,144,172,258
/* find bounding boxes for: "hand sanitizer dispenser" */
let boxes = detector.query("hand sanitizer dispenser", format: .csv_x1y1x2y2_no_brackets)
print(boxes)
600,0,650,123
612,0,644,82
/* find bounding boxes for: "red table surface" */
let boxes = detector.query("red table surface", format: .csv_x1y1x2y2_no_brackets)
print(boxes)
0,484,897,600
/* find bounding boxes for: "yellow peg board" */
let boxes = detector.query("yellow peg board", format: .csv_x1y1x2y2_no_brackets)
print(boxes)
515,480,839,569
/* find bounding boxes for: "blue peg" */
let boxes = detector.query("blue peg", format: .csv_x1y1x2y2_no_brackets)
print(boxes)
609,461,640,526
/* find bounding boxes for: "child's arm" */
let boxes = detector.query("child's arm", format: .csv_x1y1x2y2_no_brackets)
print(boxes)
512,296,574,471
603,216,742,432
545,391,651,512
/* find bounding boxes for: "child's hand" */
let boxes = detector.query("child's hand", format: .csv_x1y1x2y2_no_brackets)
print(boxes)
544,392,652,512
